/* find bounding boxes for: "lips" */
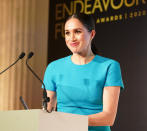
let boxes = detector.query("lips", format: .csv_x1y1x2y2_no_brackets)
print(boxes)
70,42,79,47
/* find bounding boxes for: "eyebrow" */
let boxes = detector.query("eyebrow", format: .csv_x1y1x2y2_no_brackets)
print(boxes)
65,28,83,31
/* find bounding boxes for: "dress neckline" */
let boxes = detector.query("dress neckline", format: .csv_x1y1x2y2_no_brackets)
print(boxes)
69,55,97,67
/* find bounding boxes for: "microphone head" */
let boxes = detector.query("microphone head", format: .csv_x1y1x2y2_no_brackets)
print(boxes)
19,52,25,59
27,52,34,59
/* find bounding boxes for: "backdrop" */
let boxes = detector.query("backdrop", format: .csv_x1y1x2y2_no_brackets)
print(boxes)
48,0,147,130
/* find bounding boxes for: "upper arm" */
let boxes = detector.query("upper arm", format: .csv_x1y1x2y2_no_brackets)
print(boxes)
103,86,120,121
104,61,124,90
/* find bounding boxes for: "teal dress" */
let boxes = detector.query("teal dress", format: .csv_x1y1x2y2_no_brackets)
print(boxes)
43,55,124,131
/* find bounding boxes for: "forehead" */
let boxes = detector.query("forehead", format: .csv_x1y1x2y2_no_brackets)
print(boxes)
65,18,85,30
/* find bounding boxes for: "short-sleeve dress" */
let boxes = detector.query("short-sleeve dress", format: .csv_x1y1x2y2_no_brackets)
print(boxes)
42,55,124,131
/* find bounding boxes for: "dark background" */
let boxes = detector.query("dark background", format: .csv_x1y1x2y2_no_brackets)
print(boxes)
48,0,147,130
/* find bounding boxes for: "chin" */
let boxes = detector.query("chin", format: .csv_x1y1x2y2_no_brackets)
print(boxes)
68,47,79,53
71,51,78,54
71,49,81,54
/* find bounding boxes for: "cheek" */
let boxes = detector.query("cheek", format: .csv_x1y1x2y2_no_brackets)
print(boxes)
77,34,85,42
80,34,91,45
65,38,71,50
85,33,91,41
65,37,69,45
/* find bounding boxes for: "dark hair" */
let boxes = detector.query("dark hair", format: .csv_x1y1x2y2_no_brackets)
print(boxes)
65,13,98,54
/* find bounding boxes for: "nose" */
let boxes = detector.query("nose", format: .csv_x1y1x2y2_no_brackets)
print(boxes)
70,33,76,41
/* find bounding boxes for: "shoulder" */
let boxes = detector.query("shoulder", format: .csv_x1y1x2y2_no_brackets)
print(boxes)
95,55,120,66
46,56,70,69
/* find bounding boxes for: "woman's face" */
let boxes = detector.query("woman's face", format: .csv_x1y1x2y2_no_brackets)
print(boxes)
65,18,95,55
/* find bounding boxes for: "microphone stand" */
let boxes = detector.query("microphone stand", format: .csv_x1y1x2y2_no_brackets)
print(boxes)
20,96,29,110
26,52,50,112
0,52,25,75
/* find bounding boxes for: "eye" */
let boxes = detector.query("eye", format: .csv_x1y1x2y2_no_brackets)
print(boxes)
65,31,70,35
75,30,81,34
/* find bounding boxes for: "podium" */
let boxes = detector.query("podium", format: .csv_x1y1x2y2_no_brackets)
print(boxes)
0,109,88,131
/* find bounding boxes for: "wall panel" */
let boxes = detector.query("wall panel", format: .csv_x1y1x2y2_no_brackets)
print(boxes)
0,0,49,110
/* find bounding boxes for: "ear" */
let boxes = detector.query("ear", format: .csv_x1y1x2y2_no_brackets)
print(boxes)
90,30,96,40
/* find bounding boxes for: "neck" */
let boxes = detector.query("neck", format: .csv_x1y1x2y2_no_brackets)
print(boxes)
71,51,95,65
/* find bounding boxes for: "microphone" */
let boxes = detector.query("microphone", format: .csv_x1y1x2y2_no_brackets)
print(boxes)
0,52,25,75
26,52,50,111
20,96,29,110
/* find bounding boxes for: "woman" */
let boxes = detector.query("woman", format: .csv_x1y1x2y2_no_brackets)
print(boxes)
43,13,124,131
